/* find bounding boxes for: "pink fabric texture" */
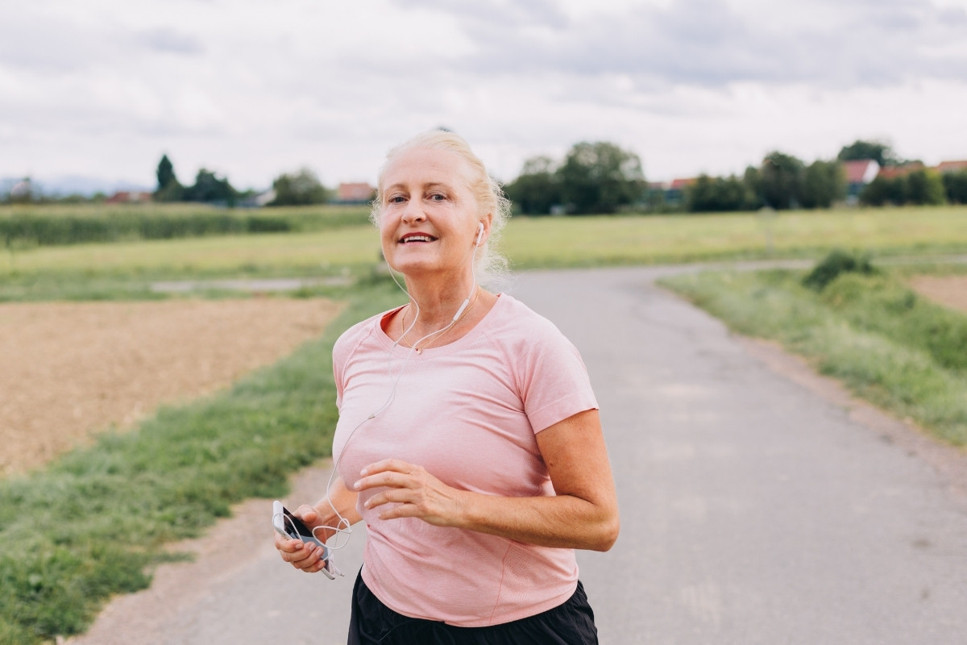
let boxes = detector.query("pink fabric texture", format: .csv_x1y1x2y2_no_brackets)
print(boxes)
331,294,598,627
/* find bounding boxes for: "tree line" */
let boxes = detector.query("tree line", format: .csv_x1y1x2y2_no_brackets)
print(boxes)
6,141,966,212
153,155,334,207
504,139,967,215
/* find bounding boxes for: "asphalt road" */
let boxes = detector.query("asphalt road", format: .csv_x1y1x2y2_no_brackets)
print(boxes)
70,266,967,645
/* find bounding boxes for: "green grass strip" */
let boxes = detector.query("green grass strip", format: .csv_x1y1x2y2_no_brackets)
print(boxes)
0,203,372,247
0,281,404,644
659,268,967,447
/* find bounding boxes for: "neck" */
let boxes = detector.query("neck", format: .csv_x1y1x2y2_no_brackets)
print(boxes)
398,284,481,353
403,274,477,328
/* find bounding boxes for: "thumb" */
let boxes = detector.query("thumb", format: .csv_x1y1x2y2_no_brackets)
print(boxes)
295,504,319,524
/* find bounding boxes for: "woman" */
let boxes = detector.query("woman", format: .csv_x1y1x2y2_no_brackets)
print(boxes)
275,130,619,644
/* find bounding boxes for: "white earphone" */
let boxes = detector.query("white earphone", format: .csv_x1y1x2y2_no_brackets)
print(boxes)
475,222,484,247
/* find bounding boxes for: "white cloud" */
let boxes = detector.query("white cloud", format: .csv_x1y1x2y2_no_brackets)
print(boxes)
1,0,966,191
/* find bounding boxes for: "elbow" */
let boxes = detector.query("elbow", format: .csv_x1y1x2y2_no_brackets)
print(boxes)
589,511,620,552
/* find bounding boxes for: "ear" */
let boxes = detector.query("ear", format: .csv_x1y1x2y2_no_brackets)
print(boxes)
475,214,493,248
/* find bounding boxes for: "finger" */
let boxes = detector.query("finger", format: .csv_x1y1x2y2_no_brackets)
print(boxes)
294,504,318,524
356,469,420,493
363,485,416,509
359,458,414,478
275,534,306,554
288,543,321,568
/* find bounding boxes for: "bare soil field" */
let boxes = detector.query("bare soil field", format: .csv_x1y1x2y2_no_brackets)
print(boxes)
0,298,342,476
908,275,967,314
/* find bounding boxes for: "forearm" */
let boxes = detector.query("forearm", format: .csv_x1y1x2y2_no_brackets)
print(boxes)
311,476,362,536
452,490,619,552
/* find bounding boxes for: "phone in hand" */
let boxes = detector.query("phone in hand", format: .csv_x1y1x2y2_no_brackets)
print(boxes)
273,500,337,579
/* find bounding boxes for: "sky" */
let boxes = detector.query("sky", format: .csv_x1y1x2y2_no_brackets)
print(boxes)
2,0,967,194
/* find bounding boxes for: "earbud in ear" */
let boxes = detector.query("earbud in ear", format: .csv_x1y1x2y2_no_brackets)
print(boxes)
475,223,484,247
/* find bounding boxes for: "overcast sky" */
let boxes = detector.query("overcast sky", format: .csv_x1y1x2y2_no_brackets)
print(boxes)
3,0,967,192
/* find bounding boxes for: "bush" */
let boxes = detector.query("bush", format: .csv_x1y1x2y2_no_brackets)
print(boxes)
802,249,877,291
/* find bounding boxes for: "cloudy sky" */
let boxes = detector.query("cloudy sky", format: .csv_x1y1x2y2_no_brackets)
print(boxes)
3,0,967,193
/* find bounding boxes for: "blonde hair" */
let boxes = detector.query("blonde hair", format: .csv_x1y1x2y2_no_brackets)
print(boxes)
371,130,511,287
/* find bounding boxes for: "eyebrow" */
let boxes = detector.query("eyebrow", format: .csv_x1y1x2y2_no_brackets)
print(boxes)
384,181,452,193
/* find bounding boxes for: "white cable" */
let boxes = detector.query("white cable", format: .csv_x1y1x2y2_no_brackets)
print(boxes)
318,237,480,552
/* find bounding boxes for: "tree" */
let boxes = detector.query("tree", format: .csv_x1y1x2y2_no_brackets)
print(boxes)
557,141,645,214
837,140,899,167
269,168,330,206
860,175,904,206
504,155,562,215
742,166,764,210
942,171,967,204
684,174,748,212
905,169,946,205
760,151,805,210
183,168,236,206
154,154,184,202
801,160,846,209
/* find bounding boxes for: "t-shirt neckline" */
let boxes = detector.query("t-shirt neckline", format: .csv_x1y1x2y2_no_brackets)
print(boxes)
377,293,507,356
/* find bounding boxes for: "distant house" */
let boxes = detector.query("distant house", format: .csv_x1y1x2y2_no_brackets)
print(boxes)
336,182,375,204
253,189,276,207
876,162,925,180
664,178,696,206
842,159,880,202
936,160,967,174
105,191,152,204
10,178,32,199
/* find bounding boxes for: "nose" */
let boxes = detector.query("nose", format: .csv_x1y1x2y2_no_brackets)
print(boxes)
400,199,426,224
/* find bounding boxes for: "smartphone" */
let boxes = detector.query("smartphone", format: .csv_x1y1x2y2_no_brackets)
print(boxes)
273,500,336,579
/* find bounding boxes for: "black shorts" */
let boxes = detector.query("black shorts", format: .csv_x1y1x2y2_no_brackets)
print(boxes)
347,570,599,644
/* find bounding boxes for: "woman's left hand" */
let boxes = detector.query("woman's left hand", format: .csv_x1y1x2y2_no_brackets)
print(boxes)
355,459,465,527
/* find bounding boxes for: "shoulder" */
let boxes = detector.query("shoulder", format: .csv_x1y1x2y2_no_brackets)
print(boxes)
333,307,396,363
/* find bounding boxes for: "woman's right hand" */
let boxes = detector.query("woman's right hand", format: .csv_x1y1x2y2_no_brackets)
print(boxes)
274,504,330,574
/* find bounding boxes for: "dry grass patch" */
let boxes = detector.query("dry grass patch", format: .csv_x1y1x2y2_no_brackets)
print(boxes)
908,275,967,314
0,298,342,476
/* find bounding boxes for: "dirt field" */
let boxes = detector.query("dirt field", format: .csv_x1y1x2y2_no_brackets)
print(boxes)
0,298,342,476
908,275,967,313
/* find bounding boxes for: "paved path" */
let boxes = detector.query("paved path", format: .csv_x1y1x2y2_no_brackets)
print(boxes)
72,266,967,644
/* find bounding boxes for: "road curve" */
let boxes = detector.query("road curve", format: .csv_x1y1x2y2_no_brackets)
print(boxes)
70,266,967,645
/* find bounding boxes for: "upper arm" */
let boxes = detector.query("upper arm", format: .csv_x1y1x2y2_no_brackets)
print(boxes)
536,409,618,519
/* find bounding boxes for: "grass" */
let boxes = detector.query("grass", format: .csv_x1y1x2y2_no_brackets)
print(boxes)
0,203,372,246
0,280,405,644
2,206,966,299
659,264,967,447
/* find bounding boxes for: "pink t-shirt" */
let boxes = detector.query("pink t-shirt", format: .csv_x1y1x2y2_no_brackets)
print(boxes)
331,293,598,627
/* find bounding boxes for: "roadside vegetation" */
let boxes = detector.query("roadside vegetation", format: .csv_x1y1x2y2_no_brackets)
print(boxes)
660,252,967,447
1,203,965,642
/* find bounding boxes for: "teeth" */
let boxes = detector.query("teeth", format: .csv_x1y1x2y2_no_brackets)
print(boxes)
403,235,433,243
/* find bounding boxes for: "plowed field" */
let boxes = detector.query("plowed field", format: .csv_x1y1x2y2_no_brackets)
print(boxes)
0,298,341,476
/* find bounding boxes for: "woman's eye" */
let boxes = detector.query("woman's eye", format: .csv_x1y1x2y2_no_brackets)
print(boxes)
427,193,447,201
388,195,406,204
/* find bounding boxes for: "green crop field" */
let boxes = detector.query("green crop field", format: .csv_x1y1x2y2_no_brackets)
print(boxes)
3,205,966,286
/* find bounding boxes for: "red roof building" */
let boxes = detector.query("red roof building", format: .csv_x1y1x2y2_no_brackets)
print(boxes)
105,191,152,204
336,182,375,202
842,159,880,185
669,178,696,191
936,160,967,174
877,162,925,180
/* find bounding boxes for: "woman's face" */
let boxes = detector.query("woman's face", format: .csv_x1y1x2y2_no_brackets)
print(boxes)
377,146,487,280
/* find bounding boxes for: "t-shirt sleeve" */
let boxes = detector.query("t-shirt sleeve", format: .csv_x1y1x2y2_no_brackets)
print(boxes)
516,320,598,434
332,317,371,409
